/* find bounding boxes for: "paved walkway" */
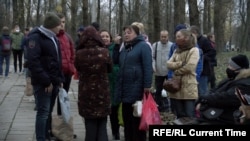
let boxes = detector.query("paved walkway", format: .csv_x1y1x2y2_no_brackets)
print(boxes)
0,65,124,141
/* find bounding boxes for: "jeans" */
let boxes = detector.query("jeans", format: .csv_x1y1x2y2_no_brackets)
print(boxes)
172,99,195,118
198,75,208,96
0,54,10,76
34,84,59,141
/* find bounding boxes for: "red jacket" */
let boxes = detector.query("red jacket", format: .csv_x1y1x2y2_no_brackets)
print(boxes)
57,30,75,75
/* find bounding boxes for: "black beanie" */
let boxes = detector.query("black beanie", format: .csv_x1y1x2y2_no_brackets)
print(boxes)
230,54,249,69
174,24,187,34
43,12,61,29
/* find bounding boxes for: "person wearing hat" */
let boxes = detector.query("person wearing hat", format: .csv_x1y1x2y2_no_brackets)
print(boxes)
26,12,64,141
195,54,250,124
0,26,12,78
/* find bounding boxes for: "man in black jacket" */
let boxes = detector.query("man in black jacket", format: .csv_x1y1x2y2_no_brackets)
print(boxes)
196,54,250,124
27,12,64,141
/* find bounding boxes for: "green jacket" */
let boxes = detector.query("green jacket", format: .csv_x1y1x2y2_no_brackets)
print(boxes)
10,32,24,50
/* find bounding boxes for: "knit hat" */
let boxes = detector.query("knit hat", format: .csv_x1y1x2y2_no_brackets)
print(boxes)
2,26,9,35
229,54,249,69
43,12,61,29
174,24,187,34
77,26,84,32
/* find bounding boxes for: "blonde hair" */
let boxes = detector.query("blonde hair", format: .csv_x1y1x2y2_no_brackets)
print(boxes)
131,22,144,34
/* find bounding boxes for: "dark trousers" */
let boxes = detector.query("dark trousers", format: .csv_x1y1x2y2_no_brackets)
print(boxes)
110,105,120,137
209,66,216,89
84,117,109,141
154,75,169,112
12,49,23,73
122,103,146,141
57,73,72,115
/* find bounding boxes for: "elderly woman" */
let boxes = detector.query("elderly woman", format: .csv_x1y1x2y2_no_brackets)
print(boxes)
115,25,153,141
74,26,112,141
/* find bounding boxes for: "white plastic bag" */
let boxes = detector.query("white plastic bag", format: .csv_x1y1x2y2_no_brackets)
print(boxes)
58,88,71,123
133,101,143,117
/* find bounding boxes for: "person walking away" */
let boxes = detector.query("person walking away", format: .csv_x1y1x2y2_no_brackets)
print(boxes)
10,25,24,74
75,26,112,141
152,30,173,112
100,29,121,140
26,12,64,141
0,26,12,78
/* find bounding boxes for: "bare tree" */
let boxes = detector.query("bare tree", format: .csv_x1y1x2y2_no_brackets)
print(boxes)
148,0,153,42
70,0,77,40
25,0,32,28
214,0,232,52
188,0,200,27
118,0,123,35
19,0,25,30
152,0,160,43
97,0,101,24
82,0,89,26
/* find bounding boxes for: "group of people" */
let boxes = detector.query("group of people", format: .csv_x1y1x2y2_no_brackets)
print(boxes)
2,11,250,141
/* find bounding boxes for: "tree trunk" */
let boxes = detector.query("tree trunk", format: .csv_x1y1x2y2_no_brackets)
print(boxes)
152,0,160,43
174,0,185,29
148,0,153,43
19,0,25,31
70,0,77,41
203,0,208,34
188,0,200,28
12,0,18,27
118,0,123,35
214,0,231,52
82,0,89,26
97,0,101,24
36,0,41,25
26,0,32,28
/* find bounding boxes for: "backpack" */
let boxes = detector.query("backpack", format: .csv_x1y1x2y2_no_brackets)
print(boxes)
1,36,11,52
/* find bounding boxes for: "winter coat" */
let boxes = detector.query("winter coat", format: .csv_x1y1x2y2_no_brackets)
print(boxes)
0,34,12,56
27,26,64,87
168,43,203,81
57,30,75,75
10,31,24,50
75,40,112,119
198,69,250,123
115,35,153,104
167,47,199,100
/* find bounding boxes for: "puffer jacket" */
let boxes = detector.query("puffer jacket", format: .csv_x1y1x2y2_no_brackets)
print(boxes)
115,35,153,104
75,42,112,119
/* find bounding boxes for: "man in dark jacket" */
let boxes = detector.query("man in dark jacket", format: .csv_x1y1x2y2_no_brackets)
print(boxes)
27,12,64,141
190,25,216,96
196,54,250,124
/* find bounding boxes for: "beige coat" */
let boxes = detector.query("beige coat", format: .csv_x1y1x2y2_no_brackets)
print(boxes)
166,47,199,100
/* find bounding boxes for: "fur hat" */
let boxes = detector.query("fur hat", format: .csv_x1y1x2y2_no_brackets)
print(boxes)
174,24,187,34
229,54,249,69
43,12,61,29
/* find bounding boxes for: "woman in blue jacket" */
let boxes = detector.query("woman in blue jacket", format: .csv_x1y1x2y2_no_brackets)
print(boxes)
115,25,153,141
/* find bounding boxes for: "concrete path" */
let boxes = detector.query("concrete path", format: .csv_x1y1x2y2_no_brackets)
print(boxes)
0,65,124,141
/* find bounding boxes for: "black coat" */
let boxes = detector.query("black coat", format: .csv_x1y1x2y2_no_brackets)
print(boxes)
27,27,64,87
198,69,250,123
